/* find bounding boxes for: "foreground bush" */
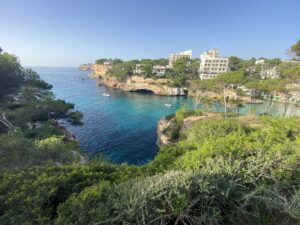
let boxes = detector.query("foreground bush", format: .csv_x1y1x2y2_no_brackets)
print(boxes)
96,156,300,225
1,116,300,225
0,132,82,172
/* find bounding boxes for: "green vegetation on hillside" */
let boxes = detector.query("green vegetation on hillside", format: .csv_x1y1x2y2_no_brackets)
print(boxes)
1,113,300,225
166,57,200,86
0,49,83,171
1,46,300,225
106,57,200,86
95,58,123,65
106,60,136,81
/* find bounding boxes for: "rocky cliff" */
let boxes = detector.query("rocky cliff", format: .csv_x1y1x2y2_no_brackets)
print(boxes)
157,113,218,147
90,64,112,78
101,76,188,96
156,117,174,147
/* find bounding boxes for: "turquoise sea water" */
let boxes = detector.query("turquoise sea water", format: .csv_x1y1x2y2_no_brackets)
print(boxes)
33,67,299,164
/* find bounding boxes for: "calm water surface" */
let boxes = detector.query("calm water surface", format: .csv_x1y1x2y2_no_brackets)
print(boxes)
33,67,299,164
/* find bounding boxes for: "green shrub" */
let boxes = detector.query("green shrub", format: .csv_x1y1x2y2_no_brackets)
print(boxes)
0,132,81,172
67,111,83,125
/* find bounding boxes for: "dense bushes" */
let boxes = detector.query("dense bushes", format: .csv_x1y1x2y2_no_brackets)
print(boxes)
1,116,300,224
0,132,81,172
280,63,300,81
0,163,141,224
2,116,300,224
0,52,24,98
98,156,300,225
0,49,83,172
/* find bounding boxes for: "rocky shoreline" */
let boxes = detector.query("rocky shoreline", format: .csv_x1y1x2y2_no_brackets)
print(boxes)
91,71,188,96
103,76,188,96
157,112,218,147
90,71,265,102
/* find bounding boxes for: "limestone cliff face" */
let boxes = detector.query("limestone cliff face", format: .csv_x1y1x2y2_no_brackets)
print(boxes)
102,76,188,96
90,64,112,78
89,63,188,96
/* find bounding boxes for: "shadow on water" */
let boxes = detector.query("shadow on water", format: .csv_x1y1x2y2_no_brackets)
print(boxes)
129,89,155,95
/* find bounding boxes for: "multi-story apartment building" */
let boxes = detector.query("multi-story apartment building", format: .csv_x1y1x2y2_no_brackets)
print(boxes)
169,50,192,68
199,48,229,79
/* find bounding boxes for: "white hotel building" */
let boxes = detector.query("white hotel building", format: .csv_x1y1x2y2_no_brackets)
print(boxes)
199,48,229,79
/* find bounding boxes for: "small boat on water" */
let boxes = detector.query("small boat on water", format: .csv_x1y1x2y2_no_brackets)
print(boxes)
102,92,111,97
165,104,172,108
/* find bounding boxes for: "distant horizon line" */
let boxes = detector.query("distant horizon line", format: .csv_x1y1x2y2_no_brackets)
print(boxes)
25,65,78,68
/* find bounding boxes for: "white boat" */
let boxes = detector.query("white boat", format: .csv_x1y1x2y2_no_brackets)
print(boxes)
102,92,111,97
165,104,172,108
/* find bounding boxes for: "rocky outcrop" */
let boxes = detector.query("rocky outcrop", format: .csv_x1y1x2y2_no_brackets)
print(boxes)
156,118,173,146
89,63,188,95
157,113,218,147
79,64,93,71
59,125,76,142
90,64,113,78
102,76,188,96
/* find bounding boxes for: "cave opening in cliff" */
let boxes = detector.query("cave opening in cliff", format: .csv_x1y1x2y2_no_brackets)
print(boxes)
131,89,155,95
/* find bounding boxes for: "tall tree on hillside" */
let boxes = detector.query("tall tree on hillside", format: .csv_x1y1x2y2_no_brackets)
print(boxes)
282,92,292,118
153,58,168,66
0,51,24,98
172,57,190,74
189,58,200,77
140,59,153,77
228,56,243,71
95,58,109,64
106,61,135,81
217,71,246,118
193,79,217,110
291,39,300,59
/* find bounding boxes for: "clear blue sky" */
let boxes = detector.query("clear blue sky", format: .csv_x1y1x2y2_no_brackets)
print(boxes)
1,0,300,66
